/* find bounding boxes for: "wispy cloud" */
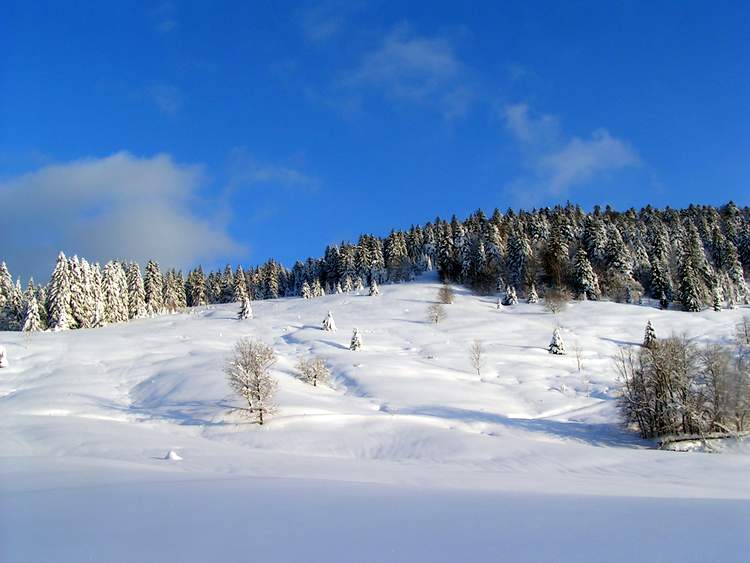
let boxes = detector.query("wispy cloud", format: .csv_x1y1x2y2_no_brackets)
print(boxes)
227,147,317,191
148,83,182,116
298,1,362,43
0,152,244,280
150,2,179,34
341,24,472,118
502,102,640,197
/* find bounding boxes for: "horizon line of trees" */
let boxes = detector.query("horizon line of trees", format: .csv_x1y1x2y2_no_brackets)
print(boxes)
1,201,749,332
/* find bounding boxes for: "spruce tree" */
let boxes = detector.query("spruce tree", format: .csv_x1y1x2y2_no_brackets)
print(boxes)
126,262,147,319
527,283,539,304
48,252,72,331
322,311,337,332
301,281,312,299
548,328,566,355
22,282,43,332
677,248,703,312
102,261,128,324
238,295,253,320
502,285,518,306
144,260,164,315
369,279,380,296
350,328,363,351
643,321,657,349
573,248,600,300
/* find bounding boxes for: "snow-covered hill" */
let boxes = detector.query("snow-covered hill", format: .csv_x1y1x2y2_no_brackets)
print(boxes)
1,273,749,562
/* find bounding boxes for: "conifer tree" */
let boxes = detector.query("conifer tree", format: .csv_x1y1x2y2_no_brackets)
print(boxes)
712,284,723,312
573,248,600,300
322,311,337,332
163,270,181,313
548,328,566,355
350,328,363,351
238,294,253,320
90,263,105,328
220,265,235,303
144,260,164,315
643,321,657,349
312,279,324,298
369,279,380,296
233,265,249,303
102,261,128,324
342,275,353,293
502,285,518,306
301,281,312,299
126,262,147,319
22,282,43,332
527,283,539,304
68,256,91,329
677,247,704,312
187,266,207,307
48,252,72,331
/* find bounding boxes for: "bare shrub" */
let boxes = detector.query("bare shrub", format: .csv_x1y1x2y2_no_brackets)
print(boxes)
543,287,570,315
296,356,330,387
469,340,484,376
438,285,454,304
426,302,447,324
736,316,750,346
225,338,277,425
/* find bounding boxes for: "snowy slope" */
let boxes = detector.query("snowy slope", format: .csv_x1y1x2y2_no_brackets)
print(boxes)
1,273,749,562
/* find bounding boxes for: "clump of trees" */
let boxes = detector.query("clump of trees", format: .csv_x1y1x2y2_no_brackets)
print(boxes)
616,332,750,439
225,339,277,425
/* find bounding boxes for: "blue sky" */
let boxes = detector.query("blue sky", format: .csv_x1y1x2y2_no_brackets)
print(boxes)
2,1,749,280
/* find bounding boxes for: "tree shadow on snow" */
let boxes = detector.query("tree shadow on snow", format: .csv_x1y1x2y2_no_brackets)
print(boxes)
598,336,642,347
386,405,645,449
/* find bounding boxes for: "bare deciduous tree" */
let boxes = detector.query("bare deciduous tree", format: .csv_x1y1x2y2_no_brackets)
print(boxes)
736,316,750,346
426,302,447,324
438,285,455,305
469,340,484,376
225,338,277,425
296,356,330,387
543,287,570,315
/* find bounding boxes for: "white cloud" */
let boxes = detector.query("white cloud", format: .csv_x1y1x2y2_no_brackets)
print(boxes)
342,25,471,117
299,1,356,43
0,152,244,280
227,147,317,191
502,103,640,196
148,83,182,116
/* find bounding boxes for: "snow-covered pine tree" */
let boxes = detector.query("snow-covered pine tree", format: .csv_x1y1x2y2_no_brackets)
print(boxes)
369,279,380,296
233,265,249,303
187,266,207,307
312,278,324,297
505,228,532,291
22,282,43,332
548,327,566,355
68,256,90,329
342,275,353,293
220,265,235,303
238,294,253,320
712,284,724,312
144,260,164,315
502,285,518,306
643,320,657,348
573,248,600,300
335,282,343,294
527,283,539,304
90,263,105,328
677,247,704,312
47,252,73,331
301,281,312,299
322,311,337,332
353,276,365,293
162,270,180,314
126,262,147,319
176,271,188,309
102,261,129,324
350,328,363,351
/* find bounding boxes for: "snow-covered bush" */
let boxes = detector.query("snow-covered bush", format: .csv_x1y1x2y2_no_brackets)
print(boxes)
322,311,336,332
225,339,277,425
0,345,8,368
350,328,363,351
548,328,566,355
438,285,454,305
296,356,330,387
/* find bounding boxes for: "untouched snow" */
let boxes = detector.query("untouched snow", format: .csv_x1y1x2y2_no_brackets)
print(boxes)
1,273,749,562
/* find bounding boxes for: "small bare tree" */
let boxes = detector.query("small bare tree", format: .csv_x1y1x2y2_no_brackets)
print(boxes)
469,340,484,376
438,284,455,304
426,302,447,324
296,356,331,387
544,287,570,316
736,316,750,346
573,340,584,373
225,338,277,425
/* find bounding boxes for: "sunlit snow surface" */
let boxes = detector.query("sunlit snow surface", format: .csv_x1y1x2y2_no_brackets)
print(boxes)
1,273,749,562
